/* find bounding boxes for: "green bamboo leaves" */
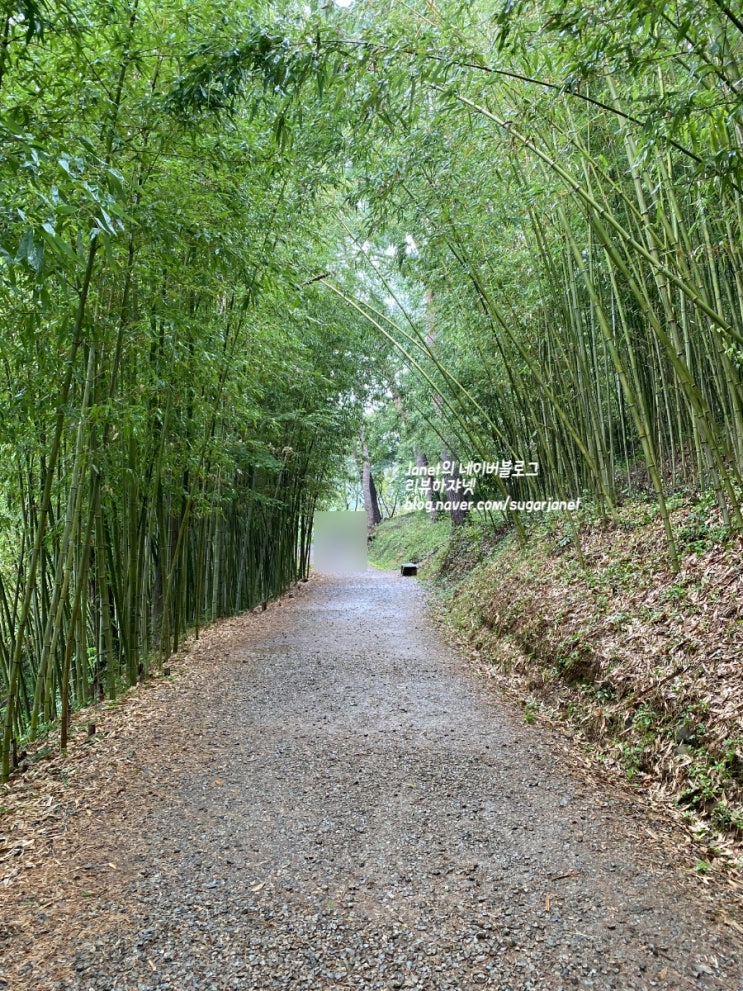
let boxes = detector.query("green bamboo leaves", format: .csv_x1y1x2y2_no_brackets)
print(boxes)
325,0,743,560
0,0,376,779
2,0,743,780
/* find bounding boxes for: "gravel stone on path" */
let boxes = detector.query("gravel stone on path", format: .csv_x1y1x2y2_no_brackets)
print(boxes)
2,570,741,991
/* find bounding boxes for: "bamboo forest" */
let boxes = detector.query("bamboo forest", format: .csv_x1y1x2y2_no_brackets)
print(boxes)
1,0,743,985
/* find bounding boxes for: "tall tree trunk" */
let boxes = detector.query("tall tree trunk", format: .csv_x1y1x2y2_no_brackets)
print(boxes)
357,430,382,533
362,461,382,531
441,449,468,527
416,452,439,521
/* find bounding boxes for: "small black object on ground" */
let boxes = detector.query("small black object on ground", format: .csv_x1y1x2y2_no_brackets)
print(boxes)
400,562,418,576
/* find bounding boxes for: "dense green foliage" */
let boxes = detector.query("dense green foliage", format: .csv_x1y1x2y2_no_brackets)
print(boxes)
0,0,381,778
2,0,742,776
321,0,743,565
368,511,452,574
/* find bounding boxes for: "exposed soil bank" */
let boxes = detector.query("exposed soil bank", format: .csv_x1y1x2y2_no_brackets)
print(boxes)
1,570,741,990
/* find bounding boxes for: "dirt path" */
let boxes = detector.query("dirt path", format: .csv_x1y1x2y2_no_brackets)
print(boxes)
1,570,741,990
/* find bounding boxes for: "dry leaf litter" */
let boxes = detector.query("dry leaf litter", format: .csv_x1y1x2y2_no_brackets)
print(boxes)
444,505,743,882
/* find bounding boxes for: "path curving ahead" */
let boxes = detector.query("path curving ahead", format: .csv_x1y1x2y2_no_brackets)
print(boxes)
3,570,741,991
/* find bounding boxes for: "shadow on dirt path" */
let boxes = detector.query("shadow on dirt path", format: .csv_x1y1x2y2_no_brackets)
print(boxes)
2,570,741,990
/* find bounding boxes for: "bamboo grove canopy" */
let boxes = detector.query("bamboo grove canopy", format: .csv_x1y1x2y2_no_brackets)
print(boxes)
2,0,743,777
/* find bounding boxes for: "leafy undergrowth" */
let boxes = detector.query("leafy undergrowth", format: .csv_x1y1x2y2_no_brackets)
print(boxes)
372,501,743,882
367,511,453,574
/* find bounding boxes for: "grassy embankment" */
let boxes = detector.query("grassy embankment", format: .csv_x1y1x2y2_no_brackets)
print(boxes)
369,500,743,879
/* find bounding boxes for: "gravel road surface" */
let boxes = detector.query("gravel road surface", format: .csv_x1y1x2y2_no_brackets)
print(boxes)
2,569,741,991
